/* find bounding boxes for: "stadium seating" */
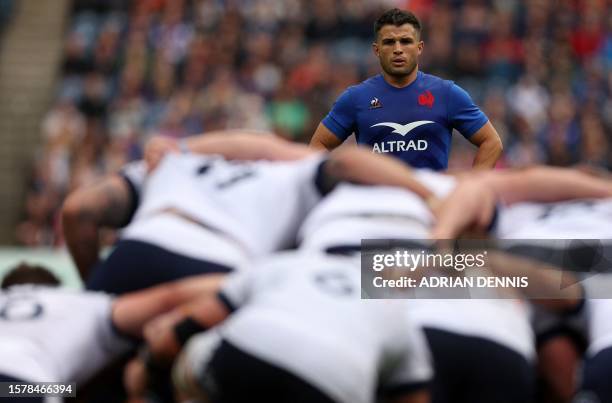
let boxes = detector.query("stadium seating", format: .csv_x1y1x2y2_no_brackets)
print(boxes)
16,0,612,246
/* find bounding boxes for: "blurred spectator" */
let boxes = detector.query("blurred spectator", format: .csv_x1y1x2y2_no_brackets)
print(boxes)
570,3,606,62
482,11,523,84
267,81,309,141
21,0,612,246
507,75,550,134
505,116,546,167
539,91,580,166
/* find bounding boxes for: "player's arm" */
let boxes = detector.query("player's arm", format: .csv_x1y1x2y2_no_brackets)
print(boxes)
486,251,584,312
431,167,612,239
138,294,231,364
484,166,612,205
145,130,315,171
309,87,355,151
123,293,231,401
168,297,235,402
141,268,253,362
111,274,227,339
468,121,503,170
183,130,315,161
61,175,133,279
429,178,497,239
448,83,502,170
309,122,344,151
127,271,252,401
323,146,439,206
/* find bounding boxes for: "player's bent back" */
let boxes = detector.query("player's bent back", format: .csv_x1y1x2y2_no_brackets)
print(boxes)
181,251,432,403
0,286,132,384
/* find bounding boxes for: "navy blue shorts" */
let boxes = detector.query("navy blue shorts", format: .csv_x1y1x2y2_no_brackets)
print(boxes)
86,240,233,294
576,346,612,403
198,338,338,403
424,328,535,403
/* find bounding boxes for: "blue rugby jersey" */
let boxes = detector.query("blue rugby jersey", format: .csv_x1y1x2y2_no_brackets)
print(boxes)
321,71,488,171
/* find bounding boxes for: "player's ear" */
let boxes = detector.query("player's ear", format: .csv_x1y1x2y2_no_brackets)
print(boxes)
372,42,380,57
417,40,424,55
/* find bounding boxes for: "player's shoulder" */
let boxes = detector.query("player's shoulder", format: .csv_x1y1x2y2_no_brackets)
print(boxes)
349,74,386,93
338,75,389,108
418,71,454,91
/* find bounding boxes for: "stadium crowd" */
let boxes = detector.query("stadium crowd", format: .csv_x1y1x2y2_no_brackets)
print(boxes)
17,0,611,246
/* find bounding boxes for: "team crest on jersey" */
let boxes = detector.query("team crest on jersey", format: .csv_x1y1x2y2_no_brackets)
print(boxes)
418,90,435,108
369,97,382,109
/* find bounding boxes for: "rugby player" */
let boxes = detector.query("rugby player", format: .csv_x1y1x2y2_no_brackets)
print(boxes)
309,8,502,170
431,171,612,402
61,130,314,279
0,263,225,403
123,163,612,403
131,166,585,403
297,166,612,403
63,132,436,294
298,172,534,403
138,252,433,403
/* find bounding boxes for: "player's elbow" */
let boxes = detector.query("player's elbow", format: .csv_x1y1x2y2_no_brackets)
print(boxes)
309,123,342,151
61,188,107,238
483,132,503,155
61,191,87,228
325,147,366,177
473,123,503,152
493,135,504,154
309,137,332,151
474,134,503,170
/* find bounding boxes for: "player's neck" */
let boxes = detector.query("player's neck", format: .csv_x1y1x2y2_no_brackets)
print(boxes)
382,67,419,88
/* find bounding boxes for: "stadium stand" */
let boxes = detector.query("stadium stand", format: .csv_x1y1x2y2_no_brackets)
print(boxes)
0,0,68,245
0,0,13,34
14,0,611,248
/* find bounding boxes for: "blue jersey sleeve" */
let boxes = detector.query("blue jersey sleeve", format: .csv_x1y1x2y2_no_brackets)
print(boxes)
321,87,356,141
447,83,488,138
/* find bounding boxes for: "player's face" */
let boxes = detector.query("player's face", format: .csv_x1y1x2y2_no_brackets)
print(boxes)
373,24,423,79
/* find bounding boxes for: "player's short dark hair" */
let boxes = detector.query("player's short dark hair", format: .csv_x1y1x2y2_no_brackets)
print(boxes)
1,262,61,289
374,8,422,39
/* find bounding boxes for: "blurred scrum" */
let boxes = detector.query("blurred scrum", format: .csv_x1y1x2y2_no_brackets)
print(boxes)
16,0,611,246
